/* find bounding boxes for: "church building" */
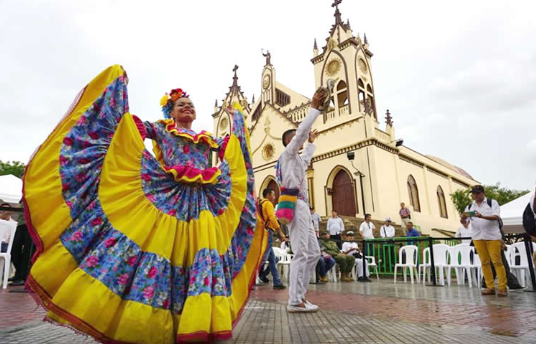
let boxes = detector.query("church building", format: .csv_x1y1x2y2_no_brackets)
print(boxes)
211,1,476,235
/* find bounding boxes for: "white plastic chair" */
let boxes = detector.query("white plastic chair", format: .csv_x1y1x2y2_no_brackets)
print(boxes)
504,245,512,265
0,219,18,289
447,244,474,287
350,256,375,281
273,247,292,281
366,256,379,280
394,245,419,284
509,242,536,288
420,244,449,285
471,252,482,286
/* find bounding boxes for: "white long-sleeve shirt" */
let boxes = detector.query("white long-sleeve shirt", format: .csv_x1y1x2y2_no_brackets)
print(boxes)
327,217,345,235
277,108,321,202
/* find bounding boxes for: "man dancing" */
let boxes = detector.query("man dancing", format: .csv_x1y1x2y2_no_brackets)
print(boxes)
277,89,328,313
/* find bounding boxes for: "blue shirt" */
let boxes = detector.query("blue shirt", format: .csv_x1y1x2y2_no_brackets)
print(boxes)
406,228,420,245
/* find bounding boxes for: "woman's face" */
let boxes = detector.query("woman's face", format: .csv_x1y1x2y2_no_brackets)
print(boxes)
170,97,196,124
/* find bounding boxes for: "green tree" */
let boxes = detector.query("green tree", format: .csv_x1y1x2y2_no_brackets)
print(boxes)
450,183,529,215
0,160,26,178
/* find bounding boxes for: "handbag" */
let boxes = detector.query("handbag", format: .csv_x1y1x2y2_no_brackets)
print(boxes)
275,188,299,225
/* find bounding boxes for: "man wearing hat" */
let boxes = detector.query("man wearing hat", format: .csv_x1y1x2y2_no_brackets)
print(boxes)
320,231,354,282
462,185,507,296
380,217,395,238
342,231,371,282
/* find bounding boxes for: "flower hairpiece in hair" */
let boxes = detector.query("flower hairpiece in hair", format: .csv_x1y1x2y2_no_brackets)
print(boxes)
160,88,189,118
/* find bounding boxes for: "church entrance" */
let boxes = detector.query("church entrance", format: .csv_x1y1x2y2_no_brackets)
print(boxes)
266,179,280,204
331,170,357,217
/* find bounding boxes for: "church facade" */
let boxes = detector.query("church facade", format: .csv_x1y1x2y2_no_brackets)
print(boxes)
211,2,476,235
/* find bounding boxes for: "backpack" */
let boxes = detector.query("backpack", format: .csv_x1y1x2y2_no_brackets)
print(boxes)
468,198,503,229
522,203,536,236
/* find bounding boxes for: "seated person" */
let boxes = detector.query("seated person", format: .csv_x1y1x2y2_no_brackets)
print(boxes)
320,230,354,282
342,231,371,282
317,242,336,283
0,202,16,253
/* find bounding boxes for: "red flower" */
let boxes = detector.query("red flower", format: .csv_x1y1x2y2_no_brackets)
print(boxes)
86,255,99,268
62,183,70,191
118,273,129,286
183,145,190,154
147,266,158,279
127,256,137,266
89,131,99,140
75,173,87,183
162,299,170,309
143,286,154,299
71,231,83,241
78,158,91,164
141,173,151,182
204,277,211,286
91,218,103,226
59,155,68,166
104,237,116,248
167,209,177,216
63,137,73,146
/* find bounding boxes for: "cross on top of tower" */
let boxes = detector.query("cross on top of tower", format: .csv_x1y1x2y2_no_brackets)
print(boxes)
332,0,342,9
332,0,343,25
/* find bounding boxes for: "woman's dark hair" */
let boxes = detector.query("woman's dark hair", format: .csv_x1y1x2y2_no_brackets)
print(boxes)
282,129,297,147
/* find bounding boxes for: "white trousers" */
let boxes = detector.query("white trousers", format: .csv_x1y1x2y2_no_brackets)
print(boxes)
355,258,370,278
288,200,320,305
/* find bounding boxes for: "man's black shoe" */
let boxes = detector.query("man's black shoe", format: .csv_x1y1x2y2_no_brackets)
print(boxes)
9,279,25,287
260,277,269,284
357,277,366,282
365,278,372,282
273,284,286,290
8,276,19,282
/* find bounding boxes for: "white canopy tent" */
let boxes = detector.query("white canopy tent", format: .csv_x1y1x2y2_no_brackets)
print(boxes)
501,192,533,233
0,174,23,204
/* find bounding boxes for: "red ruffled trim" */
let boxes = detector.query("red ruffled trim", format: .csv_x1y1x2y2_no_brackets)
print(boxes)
163,165,221,184
156,119,218,148
132,115,147,140
218,135,230,161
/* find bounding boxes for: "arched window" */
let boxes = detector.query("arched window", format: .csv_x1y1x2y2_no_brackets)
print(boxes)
336,80,348,108
437,186,448,218
358,79,366,112
407,175,421,212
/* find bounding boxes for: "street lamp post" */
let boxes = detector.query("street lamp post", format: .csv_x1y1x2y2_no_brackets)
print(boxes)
346,152,366,216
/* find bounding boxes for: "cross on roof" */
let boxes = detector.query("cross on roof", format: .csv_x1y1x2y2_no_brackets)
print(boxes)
233,65,239,73
332,0,342,9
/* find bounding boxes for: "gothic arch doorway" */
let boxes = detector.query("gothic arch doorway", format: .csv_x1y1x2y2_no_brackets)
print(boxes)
331,169,357,217
260,176,280,203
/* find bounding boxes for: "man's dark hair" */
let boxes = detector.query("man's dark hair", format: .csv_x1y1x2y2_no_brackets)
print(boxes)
282,129,297,147
407,221,413,225
365,213,371,219
262,188,274,198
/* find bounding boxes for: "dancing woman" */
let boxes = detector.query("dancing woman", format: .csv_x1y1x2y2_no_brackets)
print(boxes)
22,65,266,343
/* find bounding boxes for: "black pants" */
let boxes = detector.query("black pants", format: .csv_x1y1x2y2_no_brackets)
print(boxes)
10,224,34,281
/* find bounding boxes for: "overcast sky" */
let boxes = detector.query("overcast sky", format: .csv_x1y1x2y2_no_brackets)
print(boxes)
1,0,535,191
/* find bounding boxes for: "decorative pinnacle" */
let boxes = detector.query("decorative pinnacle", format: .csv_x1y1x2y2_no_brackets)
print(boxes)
364,33,368,45
215,99,218,107
385,109,393,126
232,65,239,87
314,38,318,50
252,94,255,103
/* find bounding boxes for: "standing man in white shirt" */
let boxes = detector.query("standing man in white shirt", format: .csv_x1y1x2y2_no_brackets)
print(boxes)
327,210,345,248
455,218,472,244
359,214,376,256
462,185,507,297
310,206,321,238
276,89,328,313
380,217,395,238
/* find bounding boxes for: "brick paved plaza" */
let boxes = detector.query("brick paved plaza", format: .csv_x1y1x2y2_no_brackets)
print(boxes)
1,280,535,343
